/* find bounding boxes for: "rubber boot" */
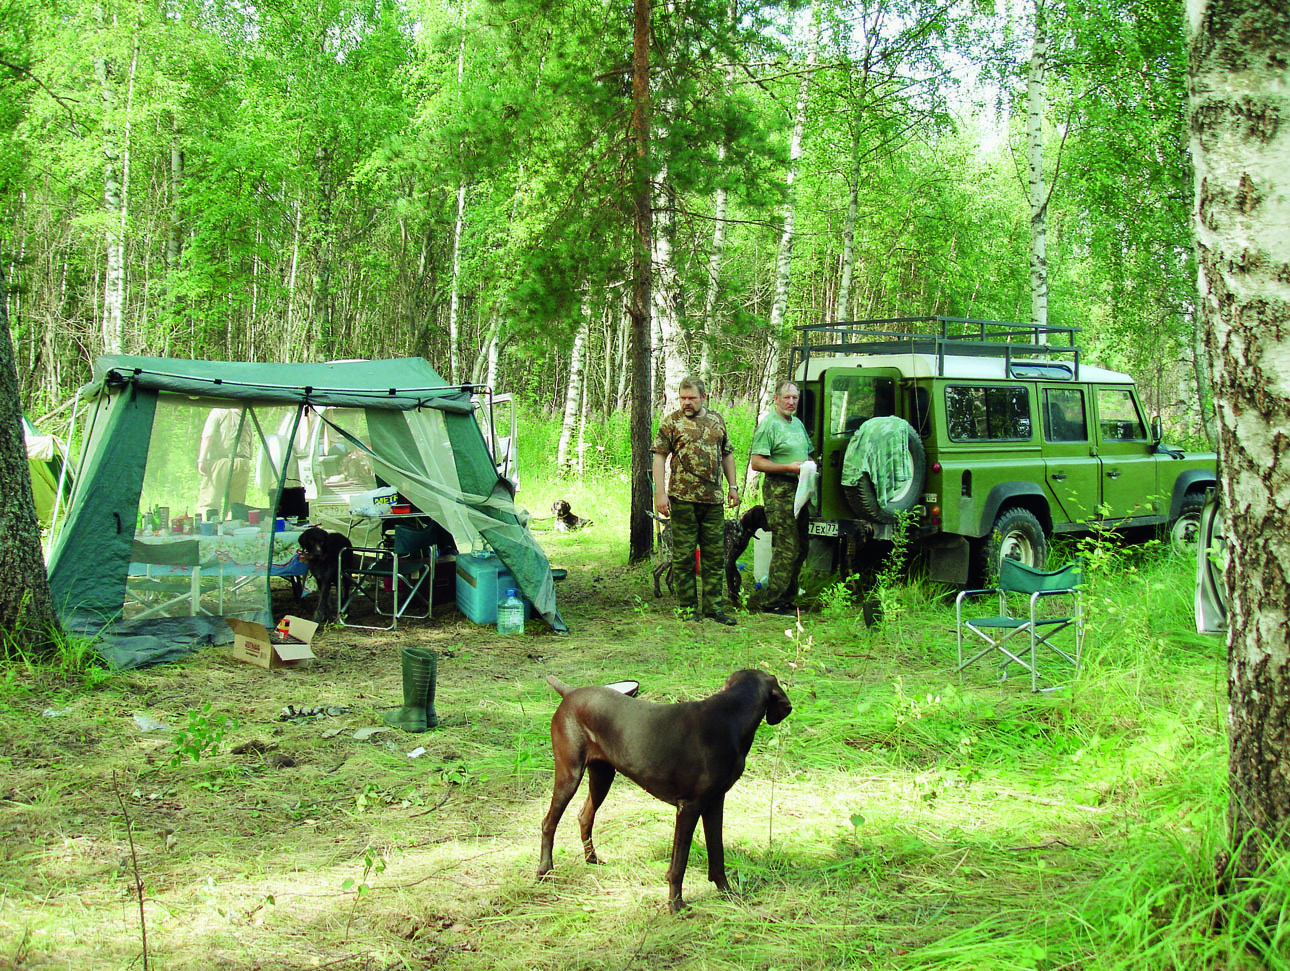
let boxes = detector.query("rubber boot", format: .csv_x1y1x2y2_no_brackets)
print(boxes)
382,648,440,732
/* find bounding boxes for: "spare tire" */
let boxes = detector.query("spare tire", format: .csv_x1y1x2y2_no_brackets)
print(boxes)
841,417,926,525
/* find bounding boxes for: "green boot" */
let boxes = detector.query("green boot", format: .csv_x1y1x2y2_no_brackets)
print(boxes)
382,648,440,732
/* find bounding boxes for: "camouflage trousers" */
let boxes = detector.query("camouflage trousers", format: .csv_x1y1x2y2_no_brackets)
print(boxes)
669,499,726,614
762,475,808,608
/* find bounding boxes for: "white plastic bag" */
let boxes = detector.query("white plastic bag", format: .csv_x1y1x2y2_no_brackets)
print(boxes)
794,460,818,516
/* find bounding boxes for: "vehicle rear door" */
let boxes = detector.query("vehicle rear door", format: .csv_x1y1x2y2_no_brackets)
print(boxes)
815,368,902,521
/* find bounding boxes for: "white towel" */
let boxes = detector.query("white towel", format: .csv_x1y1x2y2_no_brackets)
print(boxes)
794,460,818,516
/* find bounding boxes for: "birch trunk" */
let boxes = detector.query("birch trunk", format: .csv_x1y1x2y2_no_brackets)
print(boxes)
698,1,738,383
448,182,466,383
557,310,590,478
614,296,629,412
1027,0,1049,333
96,36,138,355
446,27,468,384
837,162,860,320
1189,314,1217,446
473,312,501,388
746,7,819,493
699,146,729,383
1188,0,1290,884
652,164,686,397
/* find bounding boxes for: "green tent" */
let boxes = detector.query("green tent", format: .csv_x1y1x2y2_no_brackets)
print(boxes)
24,416,69,527
47,356,564,657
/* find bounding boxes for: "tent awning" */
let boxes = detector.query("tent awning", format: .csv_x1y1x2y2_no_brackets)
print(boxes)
89,357,475,412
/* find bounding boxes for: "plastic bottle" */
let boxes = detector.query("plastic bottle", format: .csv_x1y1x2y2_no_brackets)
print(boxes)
276,617,291,640
497,588,525,635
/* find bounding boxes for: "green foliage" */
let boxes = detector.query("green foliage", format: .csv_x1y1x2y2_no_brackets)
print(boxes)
168,703,236,767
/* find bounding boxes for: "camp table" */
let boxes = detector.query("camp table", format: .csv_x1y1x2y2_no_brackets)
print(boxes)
128,528,304,618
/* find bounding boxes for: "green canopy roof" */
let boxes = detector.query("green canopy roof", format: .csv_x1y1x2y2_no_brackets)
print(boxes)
90,356,475,412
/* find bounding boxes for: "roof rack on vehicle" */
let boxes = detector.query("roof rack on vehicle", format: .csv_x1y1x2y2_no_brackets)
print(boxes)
791,316,1081,380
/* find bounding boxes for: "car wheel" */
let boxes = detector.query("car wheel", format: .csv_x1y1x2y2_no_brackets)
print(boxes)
1169,492,1207,554
979,507,1048,582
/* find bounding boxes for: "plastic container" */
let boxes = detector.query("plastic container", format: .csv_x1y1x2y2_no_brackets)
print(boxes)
497,588,525,635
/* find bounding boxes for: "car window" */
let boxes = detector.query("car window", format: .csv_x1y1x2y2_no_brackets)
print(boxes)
945,385,1032,442
828,375,895,435
1043,388,1088,443
1096,387,1146,441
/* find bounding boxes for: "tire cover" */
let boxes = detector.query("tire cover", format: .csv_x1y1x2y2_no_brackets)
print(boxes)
841,416,926,523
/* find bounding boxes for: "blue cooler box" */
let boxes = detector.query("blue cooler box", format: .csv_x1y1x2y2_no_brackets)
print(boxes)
456,553,532,625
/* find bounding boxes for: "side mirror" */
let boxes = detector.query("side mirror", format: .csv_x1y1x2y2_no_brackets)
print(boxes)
1151,415,1163,444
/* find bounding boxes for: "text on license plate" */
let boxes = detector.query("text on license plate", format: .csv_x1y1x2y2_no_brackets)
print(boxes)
808,520,839,537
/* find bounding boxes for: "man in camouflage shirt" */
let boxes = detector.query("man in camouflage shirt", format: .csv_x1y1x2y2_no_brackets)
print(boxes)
652,377,740,624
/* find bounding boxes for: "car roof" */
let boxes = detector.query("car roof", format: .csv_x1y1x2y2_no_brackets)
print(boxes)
796,352,1134,385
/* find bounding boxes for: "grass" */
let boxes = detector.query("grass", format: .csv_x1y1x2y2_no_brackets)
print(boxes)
0,469,1285,970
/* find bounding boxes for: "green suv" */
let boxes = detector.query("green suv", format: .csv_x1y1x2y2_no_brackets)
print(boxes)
790,317,1217,584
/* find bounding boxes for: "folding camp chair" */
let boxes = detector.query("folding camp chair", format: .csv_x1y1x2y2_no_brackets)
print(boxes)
128,539,207,619
338,524,438,630
956,558,1084,692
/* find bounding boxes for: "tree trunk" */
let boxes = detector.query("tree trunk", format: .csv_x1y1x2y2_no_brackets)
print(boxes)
96,35,139,356
1190,312,1217,447
0,263,60,658
556,311,589,477
836,162,860,321
447,27,468,384
652,169,686,398
1028,0,1049,333
745,7,819,494
1188,0,1290,884
628,0,653,564
700,145,729,384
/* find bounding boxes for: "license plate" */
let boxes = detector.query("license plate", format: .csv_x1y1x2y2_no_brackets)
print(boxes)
808,520,839,537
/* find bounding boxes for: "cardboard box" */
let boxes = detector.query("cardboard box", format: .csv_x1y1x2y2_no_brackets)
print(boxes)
455,554,531,625
227,615,319,669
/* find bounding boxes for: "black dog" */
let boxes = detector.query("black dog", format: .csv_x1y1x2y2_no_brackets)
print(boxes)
537,669,792,912
297,527,354,623
724,504,771,607
652,505,769,606
552,499,594,532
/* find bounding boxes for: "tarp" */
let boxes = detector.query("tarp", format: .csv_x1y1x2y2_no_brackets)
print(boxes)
47,357,564,655
842,415,917,504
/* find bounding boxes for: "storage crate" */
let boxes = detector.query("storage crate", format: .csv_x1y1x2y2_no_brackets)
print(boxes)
455,553,531,625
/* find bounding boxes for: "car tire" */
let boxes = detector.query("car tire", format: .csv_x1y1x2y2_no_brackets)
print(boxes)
841,419,926,525
1168,491,1207,554
975,507,1048,583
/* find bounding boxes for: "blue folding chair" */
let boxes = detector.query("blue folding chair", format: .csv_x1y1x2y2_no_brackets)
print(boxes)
956,559,1084,692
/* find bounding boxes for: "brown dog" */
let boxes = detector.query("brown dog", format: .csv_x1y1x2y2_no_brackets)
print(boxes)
537,669,792,912
552,499,594,532
297,526,354,622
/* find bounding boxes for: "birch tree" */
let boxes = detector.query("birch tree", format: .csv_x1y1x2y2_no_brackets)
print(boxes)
1188,0,1290,887
556,307,590,477
755,5,821,422
1026,0,1049,331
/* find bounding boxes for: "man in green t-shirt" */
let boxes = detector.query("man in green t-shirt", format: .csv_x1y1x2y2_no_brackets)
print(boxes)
652,377,740,624
750,380,813,616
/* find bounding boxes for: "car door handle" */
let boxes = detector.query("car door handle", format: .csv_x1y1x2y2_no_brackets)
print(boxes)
1050,472,1067,482
1106,469,1122,479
